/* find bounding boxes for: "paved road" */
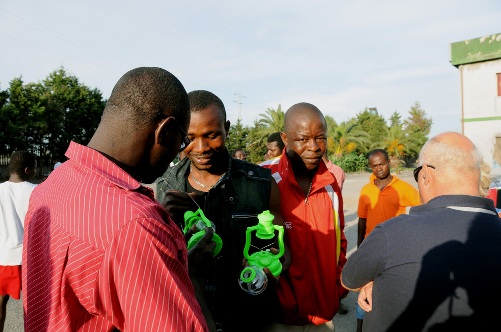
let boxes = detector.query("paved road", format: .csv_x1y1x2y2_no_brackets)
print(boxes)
6,171,417,332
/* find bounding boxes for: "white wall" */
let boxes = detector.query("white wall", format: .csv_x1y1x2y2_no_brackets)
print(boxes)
460,59,501,175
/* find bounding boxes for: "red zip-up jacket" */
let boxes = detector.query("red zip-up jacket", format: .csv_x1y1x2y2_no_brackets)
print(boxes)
260,152,348,325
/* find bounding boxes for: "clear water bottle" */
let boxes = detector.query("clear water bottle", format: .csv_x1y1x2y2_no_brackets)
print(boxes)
238,265,268,296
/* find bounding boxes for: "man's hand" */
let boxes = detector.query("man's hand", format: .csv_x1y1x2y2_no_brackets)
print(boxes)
161,190,198,227
358,281,373,312
241,247,282,286
187,227,217,279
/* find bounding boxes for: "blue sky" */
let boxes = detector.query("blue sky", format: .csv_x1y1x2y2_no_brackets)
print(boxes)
1,0,500,138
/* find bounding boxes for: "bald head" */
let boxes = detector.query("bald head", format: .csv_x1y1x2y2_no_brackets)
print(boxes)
284,103,327,133
282,102,328,173
418,131,482,200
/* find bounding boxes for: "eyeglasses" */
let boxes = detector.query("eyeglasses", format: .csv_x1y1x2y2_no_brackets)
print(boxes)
172,119,191,152
413,164,435,182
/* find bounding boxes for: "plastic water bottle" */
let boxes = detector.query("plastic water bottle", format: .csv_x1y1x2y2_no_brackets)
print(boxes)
238,265,268,296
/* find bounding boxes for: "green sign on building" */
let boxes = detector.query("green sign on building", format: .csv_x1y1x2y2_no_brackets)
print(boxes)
450,33,501,67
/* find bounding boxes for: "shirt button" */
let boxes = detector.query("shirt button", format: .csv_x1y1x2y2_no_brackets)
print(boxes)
229,197,234,202
248,171,254,176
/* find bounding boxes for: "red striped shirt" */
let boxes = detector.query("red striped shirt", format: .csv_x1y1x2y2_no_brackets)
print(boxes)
22,141,208,332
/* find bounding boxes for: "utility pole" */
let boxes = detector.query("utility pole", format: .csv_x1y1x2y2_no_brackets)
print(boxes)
233,92,246,121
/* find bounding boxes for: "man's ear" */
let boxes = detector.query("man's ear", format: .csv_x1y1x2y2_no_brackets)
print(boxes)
280,132,288,147
422,165,432,186
155,117,174,145
224,120,231,136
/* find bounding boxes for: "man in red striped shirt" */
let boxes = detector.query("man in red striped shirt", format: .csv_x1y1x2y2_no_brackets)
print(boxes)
22,67,211,331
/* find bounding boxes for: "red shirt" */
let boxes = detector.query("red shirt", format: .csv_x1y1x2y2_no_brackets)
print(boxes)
22,142,208,332
261,153,347,325
324,159,346,190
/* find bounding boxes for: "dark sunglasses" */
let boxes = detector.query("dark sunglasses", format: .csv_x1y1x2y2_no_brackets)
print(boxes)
413,164,435,182
171,119,191,152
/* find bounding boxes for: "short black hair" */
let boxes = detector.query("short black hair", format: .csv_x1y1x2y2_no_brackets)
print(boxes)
9,151,36,176
368,148,389,161
187,90,226,122
267,132,285,150
103,67,190,129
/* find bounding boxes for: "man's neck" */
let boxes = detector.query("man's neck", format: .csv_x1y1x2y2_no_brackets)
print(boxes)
190,153,229,178
374,174,393,189
8,174,26,183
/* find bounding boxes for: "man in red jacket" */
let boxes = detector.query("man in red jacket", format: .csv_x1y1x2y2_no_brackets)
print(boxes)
261,102,347,331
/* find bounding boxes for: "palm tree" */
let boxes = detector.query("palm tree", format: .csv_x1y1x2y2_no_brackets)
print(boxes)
382,124,420,169
246,105,285,162
257,105,284,134
327,120,370,159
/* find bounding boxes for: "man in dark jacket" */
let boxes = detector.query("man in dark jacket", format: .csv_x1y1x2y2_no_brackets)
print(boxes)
156,90,289,332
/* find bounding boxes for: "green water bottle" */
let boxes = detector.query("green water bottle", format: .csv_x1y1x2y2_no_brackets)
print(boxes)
238,210,284,295
183,208,223,256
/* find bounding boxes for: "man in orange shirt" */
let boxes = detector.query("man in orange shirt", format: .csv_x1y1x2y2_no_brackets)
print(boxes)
356,148,420,331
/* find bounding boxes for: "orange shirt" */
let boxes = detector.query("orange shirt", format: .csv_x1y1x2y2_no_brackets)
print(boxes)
358,173,420,236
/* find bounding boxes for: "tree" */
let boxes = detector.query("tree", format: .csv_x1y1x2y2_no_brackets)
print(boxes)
246,121,268,163
389,111,402,127
257,105,284,134
245,105,285,163
403,102,432,159
226,118,249,154
40,68,104,160
381,123,419,169
1,78,44,154
327,119,370,159
354,108,387,153
0,67,105,173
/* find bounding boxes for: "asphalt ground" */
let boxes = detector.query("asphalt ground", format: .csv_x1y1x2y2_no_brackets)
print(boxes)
5,170,418,332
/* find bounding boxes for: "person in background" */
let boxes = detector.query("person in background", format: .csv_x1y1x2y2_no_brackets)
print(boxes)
322,152,346,191
321,150,349,315
156,90,290,332
355,148,420,331
480,159,491,197
342,132,501,331
261,102,347,331
22,67,210,332
0,151,37,332
232,149,247,160
266,132,285,160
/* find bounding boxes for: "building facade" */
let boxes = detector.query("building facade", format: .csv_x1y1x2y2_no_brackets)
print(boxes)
450,33,501,175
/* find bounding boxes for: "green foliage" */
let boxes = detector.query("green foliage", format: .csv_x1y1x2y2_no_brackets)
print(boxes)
403,102,432,159
246,121,268,163
0,67,104,168
327,119,370,158
332,153,368,173
353,108,387,154
389,111,401,127
245,105,284,163
0,65,434,174
257,105,284,133
226,118,249,154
